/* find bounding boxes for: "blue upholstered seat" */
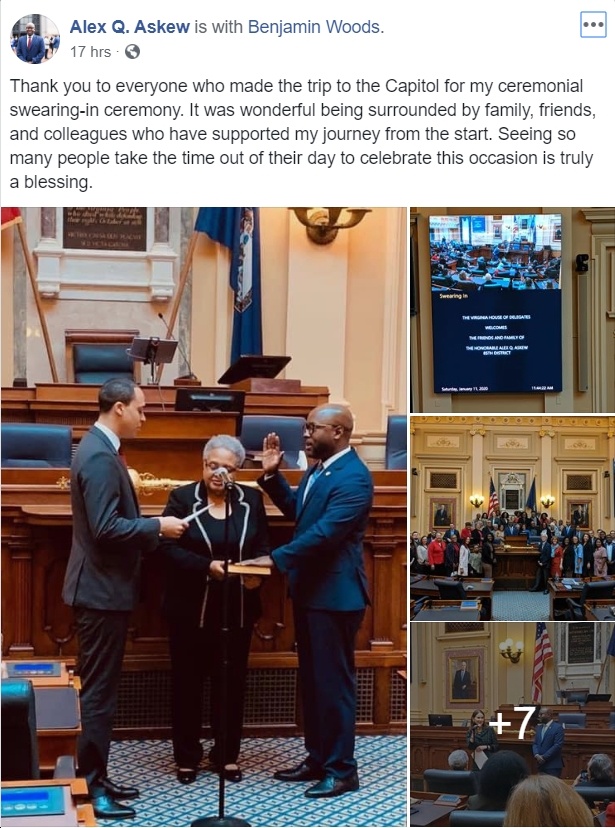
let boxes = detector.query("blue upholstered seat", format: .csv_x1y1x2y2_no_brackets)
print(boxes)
1,679,40,780
385,415,407,470
239,415,306,469
72,343,135,384
1,423,73,468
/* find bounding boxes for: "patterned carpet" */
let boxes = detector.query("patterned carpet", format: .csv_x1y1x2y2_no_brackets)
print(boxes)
492,590,549,621
99,735,407,827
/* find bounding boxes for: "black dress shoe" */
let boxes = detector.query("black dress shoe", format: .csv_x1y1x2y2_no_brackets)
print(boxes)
177,768,198,784
92,794,136,819
101,777,140,799
305,773,360,798
274,761,324,782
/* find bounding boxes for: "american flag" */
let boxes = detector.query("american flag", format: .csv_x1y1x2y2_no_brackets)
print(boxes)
488,478,500,517
532,623,553,703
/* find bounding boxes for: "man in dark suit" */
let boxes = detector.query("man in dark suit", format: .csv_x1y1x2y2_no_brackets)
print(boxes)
16,22,46,63
529,531,551,593
452,661,471,699
62,379,187,819
532,707,564,777
245,404,373,798
434,504,450,526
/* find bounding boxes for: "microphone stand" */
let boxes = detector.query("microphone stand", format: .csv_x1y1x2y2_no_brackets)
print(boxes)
192,478,250,828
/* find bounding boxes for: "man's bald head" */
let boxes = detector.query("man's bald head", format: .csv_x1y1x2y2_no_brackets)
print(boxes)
311,404,354,433
305,404,354,460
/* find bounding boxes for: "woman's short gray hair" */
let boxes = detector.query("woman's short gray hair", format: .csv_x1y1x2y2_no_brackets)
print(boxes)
588,753,613,782
448,750,469,770
203,435,246,467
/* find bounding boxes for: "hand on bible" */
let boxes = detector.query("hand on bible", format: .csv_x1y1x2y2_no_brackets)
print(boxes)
261,432,284,474
242,555,274,569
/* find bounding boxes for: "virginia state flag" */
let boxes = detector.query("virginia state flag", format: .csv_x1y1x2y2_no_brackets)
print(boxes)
195,208,263,363
525,477,537,512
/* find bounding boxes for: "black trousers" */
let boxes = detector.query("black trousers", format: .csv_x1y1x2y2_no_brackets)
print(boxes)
532,564,549,591
294,606,365,780
73,606,130,795
168,616,253,769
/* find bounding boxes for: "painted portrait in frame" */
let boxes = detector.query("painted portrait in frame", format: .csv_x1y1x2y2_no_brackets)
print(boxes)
568,501,591,531
430,497,456,530
445,650,483,707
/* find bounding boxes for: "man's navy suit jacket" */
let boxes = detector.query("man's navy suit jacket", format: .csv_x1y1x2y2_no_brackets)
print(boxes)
532,720,565,771
259,448,373,611
17,34,45,63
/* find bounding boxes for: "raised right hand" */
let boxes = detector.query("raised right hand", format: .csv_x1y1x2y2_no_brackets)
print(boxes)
261,432,283,475
159,516,188,538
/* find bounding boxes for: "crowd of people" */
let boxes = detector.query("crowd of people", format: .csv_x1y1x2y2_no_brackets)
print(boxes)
410,511,615,588
430,239,561,291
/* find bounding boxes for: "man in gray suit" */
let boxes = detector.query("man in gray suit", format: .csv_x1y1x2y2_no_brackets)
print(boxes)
62,379,187,820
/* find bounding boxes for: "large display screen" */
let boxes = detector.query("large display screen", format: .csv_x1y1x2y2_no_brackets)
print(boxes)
430,214,562,394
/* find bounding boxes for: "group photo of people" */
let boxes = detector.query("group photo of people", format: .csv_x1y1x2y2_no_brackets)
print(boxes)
410,415,615,623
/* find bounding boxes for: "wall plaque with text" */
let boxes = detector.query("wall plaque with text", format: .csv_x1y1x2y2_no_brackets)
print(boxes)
567,623,595,664
63,207,147,251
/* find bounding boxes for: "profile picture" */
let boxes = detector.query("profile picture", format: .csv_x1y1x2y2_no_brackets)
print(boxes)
12,15,59,64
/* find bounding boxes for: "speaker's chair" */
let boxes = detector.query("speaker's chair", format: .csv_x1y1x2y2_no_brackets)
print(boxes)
65,328,140,384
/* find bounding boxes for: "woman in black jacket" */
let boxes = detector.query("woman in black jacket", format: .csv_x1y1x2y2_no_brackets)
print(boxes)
481,533,497,579
158,435,270,785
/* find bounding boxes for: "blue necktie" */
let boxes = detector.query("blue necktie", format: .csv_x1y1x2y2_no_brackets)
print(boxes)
303,462,324,501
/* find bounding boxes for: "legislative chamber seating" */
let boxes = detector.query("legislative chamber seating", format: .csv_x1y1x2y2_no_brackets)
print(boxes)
1,678,77,782
239,415,307,469
558,712,587,728
434,579,467,600
449,810,506,827
1,678,41,780
423,768,477,796
385,414,407,470
567,580,615,621
1,423,73,468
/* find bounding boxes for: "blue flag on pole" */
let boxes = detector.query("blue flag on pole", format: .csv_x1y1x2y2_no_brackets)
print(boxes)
195,208,263,364
525,477,537,512
608,628,615,658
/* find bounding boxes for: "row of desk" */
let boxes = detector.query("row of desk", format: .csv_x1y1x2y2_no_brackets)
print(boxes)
410,573,615,621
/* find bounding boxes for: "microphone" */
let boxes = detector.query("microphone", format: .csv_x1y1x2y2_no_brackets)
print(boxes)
157,312,196,379
212,467,235,489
